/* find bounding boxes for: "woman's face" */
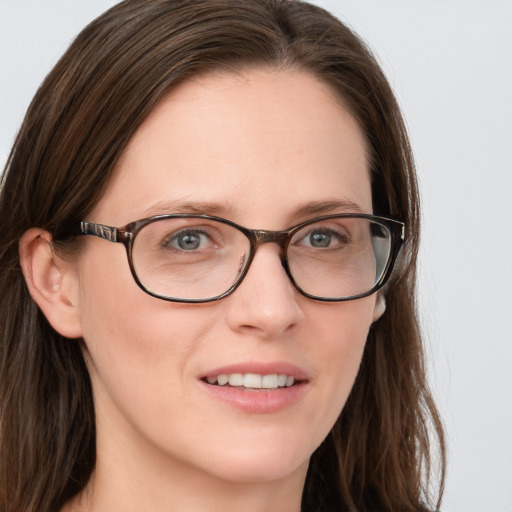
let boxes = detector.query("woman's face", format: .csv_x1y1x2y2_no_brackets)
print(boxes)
71,69,380,486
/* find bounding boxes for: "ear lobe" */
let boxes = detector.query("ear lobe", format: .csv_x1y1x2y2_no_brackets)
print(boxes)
372,294,386,323
19,228,83,339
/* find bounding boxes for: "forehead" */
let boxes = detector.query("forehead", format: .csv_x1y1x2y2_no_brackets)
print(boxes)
92,69,372,227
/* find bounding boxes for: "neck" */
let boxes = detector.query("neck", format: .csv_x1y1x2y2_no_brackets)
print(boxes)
62,431,307,512
64,464,306,512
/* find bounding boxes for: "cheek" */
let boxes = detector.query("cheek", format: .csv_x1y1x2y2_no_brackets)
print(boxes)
78,278,227,474
305,300,373,429
76,246,213,419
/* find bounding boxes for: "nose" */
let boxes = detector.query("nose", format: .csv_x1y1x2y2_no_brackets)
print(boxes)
224,244,304,339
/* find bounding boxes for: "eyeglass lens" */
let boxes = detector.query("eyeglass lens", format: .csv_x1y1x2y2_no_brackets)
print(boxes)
131,216,392,301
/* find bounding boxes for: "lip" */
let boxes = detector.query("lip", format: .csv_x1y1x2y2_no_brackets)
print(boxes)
198,361,309,414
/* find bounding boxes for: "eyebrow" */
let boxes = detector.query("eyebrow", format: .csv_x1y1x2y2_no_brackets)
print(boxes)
143,199,237,217
142,198,364,220
292,199,364,217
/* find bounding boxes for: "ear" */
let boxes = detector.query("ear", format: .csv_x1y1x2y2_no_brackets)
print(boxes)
372,293,386,323
19,228,83,338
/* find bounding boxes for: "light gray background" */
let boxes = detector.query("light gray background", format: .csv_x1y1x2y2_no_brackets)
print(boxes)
1,1,511,511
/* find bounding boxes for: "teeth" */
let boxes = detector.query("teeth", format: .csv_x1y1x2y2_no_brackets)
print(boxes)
228,373,244,387
205,373,296,389
277,374,287,387
261,374,278,389
217,374,229,386
244,373,262,388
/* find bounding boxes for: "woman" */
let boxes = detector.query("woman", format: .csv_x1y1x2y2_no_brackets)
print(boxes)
0,1,445,511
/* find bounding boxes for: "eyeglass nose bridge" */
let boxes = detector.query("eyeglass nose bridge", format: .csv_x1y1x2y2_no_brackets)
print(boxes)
249,228,293,262
245,228,293,276
251,228,290,247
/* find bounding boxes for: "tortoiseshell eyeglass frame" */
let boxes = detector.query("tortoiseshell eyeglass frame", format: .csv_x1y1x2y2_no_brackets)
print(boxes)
63,213,405,303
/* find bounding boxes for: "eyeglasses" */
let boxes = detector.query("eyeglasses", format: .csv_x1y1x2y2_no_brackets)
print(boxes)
71,213,405,303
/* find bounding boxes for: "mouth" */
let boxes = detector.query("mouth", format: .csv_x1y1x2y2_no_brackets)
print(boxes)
199,364,308,413
202,373,299,390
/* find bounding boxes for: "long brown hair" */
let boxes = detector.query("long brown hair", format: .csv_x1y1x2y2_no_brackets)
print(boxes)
0,1,445,510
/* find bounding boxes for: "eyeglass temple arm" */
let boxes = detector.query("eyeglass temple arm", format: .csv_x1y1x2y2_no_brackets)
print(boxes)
79,221,122,243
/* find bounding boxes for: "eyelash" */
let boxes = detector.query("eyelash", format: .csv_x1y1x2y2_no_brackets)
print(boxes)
164,229,215,251
296,228,350,248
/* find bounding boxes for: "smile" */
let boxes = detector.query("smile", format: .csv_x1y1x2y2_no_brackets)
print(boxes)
199,364,308,413
204,373,295,389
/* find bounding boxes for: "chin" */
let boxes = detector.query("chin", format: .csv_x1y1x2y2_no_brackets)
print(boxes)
208,455,308,485
184,433,314,484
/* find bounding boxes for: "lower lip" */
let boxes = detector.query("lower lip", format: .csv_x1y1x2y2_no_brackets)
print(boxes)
199,380,308,414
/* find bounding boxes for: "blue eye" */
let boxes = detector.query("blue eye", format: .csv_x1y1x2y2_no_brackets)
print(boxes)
168,230,211,251
300,229,348,248
308,230,332,248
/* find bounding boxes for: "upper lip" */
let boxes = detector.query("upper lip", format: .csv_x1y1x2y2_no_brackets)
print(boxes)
200,361,309,381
